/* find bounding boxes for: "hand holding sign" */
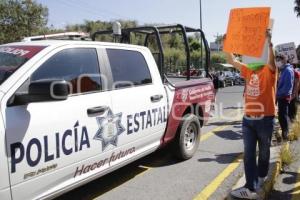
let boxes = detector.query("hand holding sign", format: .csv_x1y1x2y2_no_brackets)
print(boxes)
223,7,271,58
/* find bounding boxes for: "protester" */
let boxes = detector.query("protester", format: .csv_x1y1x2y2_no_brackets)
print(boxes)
289,65,300,122
276,55,294,140
224,32,277,199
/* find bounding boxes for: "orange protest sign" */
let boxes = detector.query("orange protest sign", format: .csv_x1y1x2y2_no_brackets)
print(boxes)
223,7,271,58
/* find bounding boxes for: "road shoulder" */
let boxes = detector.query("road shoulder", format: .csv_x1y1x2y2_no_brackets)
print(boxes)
269,139,300,200
226,144,282,200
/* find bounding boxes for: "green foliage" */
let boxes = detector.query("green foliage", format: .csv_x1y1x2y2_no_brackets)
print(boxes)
214,34,224,44
210,53,227,70
169,34,183,49
69,21,206,72
0,0,207,73
280,143,293,166
64,20,139,43
210,53,227,65
189,36,201,52
0,0,48,44
191,50,202,68
164,48,186,73
289,108,300,141
66,20,138,34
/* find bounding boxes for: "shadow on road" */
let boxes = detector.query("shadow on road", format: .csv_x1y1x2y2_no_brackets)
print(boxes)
197,152,243,164
56,147,180,200
213,130,243,141
223,106,244,110
56,161,148,200
207,120,242,127
269,170,300,200
282,171,299,185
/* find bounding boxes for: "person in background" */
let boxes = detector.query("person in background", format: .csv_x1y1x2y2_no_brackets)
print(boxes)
212,72,220,93
288,64,300,122
276,55,294,140
224,31,277,199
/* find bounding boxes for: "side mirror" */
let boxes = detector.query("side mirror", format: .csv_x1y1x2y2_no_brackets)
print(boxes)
29,80,69,101
10,80,70,106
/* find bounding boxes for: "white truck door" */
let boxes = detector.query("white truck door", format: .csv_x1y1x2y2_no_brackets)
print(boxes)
3,47,114,200
104,48,168,165
0,92,11,200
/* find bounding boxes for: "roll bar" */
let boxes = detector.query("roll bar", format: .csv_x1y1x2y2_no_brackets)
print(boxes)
92,24,211,81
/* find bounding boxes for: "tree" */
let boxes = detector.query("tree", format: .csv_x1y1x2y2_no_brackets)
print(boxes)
0,0,48,44
191,51,202,68
164,48,185,73
210,53,227,69
188,37,201,52
295,0,300,17
63,20,207,72
214,34,224,44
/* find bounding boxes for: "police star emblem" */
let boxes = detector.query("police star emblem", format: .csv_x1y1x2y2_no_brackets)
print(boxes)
93,108,125,151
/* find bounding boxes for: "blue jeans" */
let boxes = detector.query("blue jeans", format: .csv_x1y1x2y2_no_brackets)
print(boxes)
278,98,290,139
242,116,275,191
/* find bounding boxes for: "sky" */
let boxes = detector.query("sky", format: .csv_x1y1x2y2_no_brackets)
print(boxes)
36,0,300,46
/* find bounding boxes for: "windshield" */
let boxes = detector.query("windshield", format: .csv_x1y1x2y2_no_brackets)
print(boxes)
224,71,233,76
0,46,46,84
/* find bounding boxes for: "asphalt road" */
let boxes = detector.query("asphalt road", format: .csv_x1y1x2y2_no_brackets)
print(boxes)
56,86,246,200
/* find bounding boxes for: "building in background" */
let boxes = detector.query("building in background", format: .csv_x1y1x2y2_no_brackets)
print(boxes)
210,42,223,52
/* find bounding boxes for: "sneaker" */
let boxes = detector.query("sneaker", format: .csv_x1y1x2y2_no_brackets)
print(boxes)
231,187,258,199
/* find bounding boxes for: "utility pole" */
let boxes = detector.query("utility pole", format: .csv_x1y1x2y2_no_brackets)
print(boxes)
199,0,202,30
199,0,203,69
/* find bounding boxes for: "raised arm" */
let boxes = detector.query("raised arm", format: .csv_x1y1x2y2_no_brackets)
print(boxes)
224,52,244,71
222,35,245,71
267,30,276,72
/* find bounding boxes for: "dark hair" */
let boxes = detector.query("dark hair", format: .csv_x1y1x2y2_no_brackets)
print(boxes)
275,55,285,60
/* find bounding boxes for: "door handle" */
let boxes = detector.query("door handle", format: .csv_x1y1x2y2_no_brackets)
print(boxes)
151,95,163,102
87,106,108,115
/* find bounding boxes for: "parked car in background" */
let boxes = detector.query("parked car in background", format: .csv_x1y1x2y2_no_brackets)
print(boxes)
223,71,235,86
182,69,207,78
232,72,245,85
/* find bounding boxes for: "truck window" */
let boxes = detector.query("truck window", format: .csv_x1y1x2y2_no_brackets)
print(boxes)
106,49,152,89
31,48,101,94
0,46,45,84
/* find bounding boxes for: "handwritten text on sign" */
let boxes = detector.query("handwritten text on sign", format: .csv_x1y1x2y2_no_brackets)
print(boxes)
224,7,271,58
275,42,299,65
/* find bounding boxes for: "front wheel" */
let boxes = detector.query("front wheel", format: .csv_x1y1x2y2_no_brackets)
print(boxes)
173,114,201,160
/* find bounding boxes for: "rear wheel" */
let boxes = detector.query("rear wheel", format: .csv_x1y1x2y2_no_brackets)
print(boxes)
174,114,201,160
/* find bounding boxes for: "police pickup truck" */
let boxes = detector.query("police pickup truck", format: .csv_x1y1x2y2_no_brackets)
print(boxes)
0,25,215,200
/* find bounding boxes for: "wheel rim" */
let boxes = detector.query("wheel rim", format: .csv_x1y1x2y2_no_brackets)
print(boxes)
184,122,197,151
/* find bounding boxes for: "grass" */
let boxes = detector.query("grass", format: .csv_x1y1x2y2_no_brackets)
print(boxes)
280,142,293,166
280,104,300,166
288,107,300,141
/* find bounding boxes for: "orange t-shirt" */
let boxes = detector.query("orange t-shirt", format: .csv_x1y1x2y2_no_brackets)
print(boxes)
240,65,277,117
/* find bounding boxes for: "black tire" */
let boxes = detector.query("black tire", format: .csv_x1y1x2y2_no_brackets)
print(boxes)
173,114,201,160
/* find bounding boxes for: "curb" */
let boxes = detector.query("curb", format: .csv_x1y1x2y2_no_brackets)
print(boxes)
227,145,282,200
259,147,282,199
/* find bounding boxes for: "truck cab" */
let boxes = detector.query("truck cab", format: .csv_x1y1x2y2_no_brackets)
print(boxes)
0,24,215,200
